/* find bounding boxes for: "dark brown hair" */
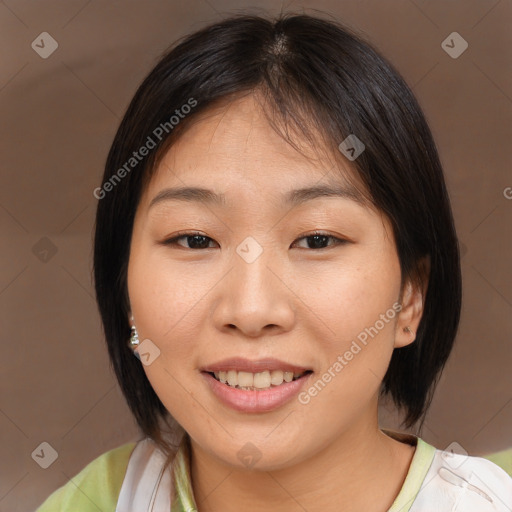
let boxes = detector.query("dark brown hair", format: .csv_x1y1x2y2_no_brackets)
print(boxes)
93,12,462,458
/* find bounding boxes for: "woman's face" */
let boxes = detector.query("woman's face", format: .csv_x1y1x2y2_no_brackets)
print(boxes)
127,94,416,470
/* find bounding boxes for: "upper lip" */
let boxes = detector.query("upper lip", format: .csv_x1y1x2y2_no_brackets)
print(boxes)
201,357,312,374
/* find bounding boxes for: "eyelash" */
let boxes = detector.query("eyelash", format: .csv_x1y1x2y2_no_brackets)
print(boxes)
160,230,348,250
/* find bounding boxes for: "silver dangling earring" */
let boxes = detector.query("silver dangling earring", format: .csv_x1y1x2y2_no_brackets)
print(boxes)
129,324,140,349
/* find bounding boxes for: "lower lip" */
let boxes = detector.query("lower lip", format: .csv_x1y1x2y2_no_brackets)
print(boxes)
201,372,312,413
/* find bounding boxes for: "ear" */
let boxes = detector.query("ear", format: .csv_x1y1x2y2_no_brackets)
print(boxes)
394,257,430,348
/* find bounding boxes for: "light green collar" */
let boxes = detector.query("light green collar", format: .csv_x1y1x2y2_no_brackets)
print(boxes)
171,430,436,512
384,430,437,512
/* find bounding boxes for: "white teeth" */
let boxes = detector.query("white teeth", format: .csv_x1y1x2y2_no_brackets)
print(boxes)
227,370,238,387
212,369,307,389
237,371,254,387
253,371,271,389
270,370,284,386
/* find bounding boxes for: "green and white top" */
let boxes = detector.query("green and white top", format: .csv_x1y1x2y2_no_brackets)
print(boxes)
36,430,512,511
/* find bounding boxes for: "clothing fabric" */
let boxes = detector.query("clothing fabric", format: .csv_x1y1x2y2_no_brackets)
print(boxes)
37,431,512,511
486,448,512,477
35,442,136,511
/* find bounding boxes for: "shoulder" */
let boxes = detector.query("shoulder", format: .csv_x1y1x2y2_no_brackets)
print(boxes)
36,441,137,512
410,446,512,511
483,447,512,477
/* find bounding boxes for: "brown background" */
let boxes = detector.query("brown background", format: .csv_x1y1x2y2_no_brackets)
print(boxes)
1,1,511,510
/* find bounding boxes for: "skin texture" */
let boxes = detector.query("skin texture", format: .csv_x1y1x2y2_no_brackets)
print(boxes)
127,93,426,511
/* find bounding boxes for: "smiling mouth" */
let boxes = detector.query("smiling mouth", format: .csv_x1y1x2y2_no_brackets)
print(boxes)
206,369,313,391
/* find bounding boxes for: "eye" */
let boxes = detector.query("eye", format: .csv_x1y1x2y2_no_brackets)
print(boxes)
161,231,348,250
161,231,217,249
292,231,348,250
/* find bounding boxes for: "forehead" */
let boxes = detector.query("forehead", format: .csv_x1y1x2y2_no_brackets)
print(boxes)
143,94,368,209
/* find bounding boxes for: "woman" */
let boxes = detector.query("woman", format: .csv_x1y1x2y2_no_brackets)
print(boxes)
37,12,512,511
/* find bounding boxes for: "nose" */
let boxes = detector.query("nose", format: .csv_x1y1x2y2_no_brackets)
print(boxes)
211,242,296,338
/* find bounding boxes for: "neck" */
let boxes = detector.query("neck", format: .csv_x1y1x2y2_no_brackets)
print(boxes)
188,407,415,512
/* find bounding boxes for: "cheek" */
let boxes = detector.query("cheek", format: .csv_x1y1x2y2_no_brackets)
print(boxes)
311,250,400,340
127,249,208,422
306,249,401,389
126,247,210,382
128,245,204,334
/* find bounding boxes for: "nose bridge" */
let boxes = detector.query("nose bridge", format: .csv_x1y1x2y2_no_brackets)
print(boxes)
213,233,294,335
232,234,276,297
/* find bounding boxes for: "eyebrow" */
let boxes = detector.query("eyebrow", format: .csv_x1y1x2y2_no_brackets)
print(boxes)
148,183,365,211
